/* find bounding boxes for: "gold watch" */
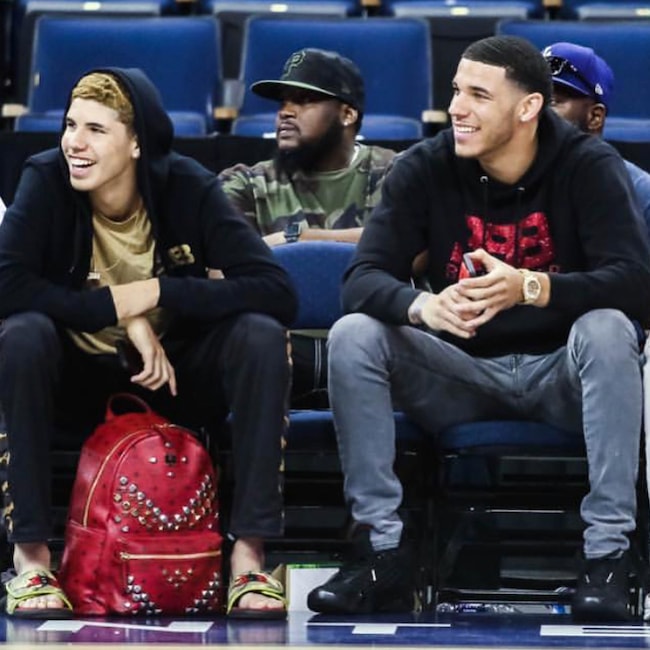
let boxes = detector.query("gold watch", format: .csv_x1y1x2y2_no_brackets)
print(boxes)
519,269,542,305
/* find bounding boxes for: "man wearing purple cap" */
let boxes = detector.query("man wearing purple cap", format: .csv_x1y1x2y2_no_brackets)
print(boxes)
543,42,650,237
545,44,650,623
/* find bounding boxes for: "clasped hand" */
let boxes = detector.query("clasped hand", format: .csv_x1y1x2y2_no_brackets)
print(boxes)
419,249,523,339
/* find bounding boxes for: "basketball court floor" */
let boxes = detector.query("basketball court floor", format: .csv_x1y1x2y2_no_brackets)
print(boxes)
3,609,650,649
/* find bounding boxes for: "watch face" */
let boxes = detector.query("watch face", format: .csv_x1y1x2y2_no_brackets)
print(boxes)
284,222,301,242
524,275,542,301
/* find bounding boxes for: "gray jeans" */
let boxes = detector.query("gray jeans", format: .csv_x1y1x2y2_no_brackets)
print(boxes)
328,309,642,558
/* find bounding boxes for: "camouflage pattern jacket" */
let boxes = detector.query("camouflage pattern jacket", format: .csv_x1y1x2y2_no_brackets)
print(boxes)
218,144,396,235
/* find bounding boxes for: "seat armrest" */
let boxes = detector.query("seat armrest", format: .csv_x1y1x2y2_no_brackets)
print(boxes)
422,109,448,125
222,78,245,111
2,103,28,118
214,106,238,120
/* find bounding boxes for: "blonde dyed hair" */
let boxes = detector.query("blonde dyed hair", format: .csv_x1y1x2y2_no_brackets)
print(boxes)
71,72,134,129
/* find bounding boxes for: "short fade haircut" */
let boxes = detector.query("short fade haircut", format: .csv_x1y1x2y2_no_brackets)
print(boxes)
462,35,552,108
71,72,135,129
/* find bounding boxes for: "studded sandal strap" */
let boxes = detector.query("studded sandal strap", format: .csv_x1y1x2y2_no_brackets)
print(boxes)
226,571,286,614
5,569,73,614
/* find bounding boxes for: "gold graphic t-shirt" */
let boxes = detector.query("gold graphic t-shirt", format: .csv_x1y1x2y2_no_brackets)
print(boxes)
68,203,169,355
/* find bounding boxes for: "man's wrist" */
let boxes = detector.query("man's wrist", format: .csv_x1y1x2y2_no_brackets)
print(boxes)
408,293,429,325
147,277,161,309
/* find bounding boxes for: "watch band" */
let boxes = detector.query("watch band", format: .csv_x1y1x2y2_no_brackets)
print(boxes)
519,269,542,305
408,293,429,325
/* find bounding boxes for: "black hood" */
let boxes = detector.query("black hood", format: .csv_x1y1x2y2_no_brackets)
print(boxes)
446,108,582,220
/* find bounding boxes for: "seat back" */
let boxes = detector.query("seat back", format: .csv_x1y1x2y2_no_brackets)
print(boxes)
271,240,427,442
272,241,355,329
230,114,425,140
20,15,222,134
234,15,432,139
556,0,650,19
14,110,208,137
196,2,357,81
384,0,542,17
1,0,15,100
199,0,359,13
11,0,166,105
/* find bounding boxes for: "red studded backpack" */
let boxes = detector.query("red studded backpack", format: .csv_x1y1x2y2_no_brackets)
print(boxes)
59,394,223,615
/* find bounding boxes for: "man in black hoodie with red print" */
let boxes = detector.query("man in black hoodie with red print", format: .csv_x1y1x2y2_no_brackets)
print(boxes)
0,69,296,618
308,35,650,621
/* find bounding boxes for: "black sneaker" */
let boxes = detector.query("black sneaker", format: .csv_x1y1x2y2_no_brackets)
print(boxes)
572,551,632,622
307,528,417,614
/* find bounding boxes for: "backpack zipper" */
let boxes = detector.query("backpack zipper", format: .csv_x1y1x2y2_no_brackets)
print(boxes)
119,549,221,561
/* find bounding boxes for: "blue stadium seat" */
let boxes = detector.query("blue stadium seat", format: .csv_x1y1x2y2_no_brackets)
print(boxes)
433,419,591,603
198,0,360,14
603,120,650,144
0,0,11,101
231,15,434,140
230,114,425,140
195,1,360,81
271,240,429,568
383,0,543,18
15,110,208,137
272,241,427,450
14,15,223,136
438,421,585,452
556,0,650,19
277,241,356,331
8,0,173,107
497,20,650,142
374,1,542,118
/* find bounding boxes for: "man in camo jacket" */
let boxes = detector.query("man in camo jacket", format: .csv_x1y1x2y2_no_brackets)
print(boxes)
219,48,396,407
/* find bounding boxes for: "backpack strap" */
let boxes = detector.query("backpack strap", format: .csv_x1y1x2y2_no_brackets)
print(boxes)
105,393,153,421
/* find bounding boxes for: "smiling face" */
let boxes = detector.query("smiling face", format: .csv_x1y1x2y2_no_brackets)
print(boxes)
449,58,527,164
61,97,140,212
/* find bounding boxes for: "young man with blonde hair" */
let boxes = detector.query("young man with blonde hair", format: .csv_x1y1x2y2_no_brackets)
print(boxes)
0,68,296,618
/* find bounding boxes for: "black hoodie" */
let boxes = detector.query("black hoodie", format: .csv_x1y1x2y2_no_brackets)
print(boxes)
343,109,650,357
0,67,297,332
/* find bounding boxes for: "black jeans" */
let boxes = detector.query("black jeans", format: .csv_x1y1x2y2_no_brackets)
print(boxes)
0,311,290,544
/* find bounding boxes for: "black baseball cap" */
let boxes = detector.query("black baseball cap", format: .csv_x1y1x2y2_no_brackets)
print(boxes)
250,48,365,113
